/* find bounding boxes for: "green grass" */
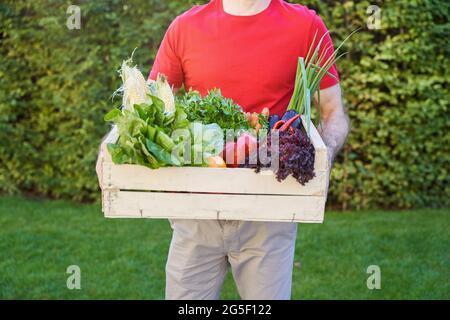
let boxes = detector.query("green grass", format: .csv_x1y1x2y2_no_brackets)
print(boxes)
0,196,448,299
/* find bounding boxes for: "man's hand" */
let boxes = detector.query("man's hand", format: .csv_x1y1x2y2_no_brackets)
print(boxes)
314,84,350,182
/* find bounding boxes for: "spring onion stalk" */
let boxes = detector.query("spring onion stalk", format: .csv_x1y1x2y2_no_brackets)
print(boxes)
287,30,357,137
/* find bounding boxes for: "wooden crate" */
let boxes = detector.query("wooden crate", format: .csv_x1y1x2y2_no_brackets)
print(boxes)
101,119,329,223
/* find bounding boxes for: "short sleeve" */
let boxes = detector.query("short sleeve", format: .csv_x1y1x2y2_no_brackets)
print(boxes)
308,14,340,90
149,17,184,89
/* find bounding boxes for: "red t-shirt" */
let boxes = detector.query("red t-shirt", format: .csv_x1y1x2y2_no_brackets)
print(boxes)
149,0,339,116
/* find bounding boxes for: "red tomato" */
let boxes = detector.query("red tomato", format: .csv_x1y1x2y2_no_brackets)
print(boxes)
237,133,257,155
221,133,258,167
236,133,257,165
221,142,238,168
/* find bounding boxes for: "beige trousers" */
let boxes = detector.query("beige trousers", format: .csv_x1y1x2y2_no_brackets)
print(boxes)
165,219,298,300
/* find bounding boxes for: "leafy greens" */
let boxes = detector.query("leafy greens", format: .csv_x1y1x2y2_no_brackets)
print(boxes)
177,89,250,131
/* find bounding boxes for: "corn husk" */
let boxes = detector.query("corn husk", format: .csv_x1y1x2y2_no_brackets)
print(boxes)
114,51,175,113
155,74,175,113
118,58,151,112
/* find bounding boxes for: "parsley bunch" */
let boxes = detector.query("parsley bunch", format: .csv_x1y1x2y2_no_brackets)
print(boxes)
177,89,250,131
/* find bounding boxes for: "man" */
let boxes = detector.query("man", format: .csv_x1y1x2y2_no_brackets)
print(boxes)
97,0,349,300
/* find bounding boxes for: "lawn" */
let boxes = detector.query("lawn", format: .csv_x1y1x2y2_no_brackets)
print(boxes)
0,196,448,299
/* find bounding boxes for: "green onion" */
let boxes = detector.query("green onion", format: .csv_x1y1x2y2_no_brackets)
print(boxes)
287,29,357,137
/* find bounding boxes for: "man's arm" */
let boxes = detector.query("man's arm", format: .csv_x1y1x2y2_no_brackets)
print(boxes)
314,84,350,168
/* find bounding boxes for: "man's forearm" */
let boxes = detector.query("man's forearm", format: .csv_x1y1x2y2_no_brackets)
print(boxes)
312,84,349,165
319,109,350,164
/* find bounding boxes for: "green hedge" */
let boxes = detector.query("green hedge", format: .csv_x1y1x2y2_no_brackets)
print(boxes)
1,0,448,208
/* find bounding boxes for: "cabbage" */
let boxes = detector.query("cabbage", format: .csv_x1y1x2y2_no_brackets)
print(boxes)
202,123,224,158
189,122,224,164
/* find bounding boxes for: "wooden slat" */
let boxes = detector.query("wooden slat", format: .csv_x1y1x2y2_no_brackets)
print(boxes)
103,190,325,223
103,164,327,196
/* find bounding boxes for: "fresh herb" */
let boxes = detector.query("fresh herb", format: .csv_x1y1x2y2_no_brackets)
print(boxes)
177,89,250,131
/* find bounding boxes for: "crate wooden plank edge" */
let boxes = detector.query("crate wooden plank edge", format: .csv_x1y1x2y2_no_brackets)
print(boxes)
104,215,323,223
103,163,327,196
103,190,325,223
